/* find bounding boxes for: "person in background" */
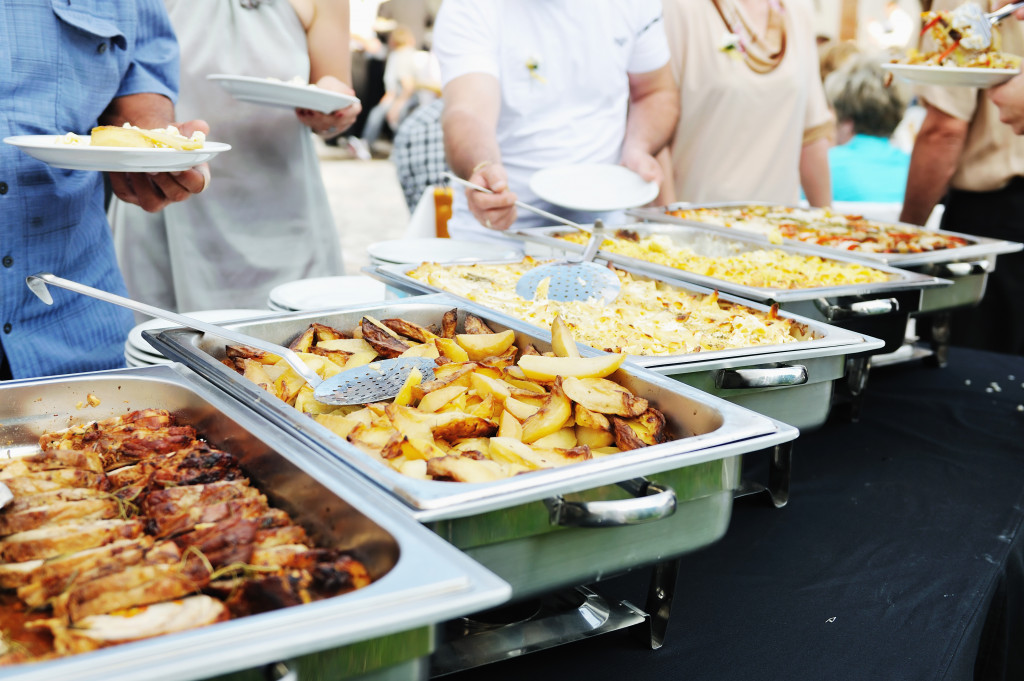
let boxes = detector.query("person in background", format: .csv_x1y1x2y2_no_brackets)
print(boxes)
659,0,833,207
111,0,360,315
901,0,1024,355
391,98,448,211
434,0,679,244
0,0,208,380
819,38,861,83
352,26,424,158
824,53,911,202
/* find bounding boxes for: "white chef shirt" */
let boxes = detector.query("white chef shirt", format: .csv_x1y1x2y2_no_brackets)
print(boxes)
433,0,670,243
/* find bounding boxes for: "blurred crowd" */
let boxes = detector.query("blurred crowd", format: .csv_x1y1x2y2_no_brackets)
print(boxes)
4,0,1024,382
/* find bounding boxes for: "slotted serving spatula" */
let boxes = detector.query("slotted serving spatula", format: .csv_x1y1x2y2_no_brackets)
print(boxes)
25,272,435,406
444,172,621,304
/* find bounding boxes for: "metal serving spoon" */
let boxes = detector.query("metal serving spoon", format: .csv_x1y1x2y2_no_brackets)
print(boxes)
951,1,1024,50
25,273,435,406
444,173,621,304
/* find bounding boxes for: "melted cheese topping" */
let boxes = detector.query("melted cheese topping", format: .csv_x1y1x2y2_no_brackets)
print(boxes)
407,259,816,356
666,205,971,254
557,231,890,289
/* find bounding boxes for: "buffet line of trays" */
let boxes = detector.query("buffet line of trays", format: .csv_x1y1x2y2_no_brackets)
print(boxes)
1,203,1019,681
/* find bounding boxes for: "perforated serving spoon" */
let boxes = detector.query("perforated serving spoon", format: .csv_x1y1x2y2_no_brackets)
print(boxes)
444,173,621,304
25,273,435,406
950,1,1024,50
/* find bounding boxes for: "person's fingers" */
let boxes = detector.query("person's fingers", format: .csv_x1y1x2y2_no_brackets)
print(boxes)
107,173,138,206
177,118,211,137
479,164,508,192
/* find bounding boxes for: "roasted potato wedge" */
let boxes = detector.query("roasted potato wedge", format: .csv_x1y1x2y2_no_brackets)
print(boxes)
551,316,581,358
517,353,625,381
562,377,648,417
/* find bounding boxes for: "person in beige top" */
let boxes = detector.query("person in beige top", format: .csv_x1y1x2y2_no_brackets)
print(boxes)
660,0,833,207
901,0,1024,355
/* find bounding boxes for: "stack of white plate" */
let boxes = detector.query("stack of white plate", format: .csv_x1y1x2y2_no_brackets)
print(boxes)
366,238,520,267
124,308,272,367
266,275,387,312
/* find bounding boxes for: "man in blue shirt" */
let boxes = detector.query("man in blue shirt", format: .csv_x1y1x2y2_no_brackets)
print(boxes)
0,0,210,379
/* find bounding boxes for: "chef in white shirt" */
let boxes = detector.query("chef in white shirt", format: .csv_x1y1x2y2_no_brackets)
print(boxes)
432,0,679,245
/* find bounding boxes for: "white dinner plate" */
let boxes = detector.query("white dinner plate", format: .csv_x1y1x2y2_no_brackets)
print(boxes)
268,276,386,312
3,135,230,172
881,62,1020,88
529,163,660,212
207,74,359,114
124,341,173,366
367,238,521,266
127,308,272,357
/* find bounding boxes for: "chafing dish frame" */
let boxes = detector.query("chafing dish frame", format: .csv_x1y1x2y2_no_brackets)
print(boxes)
627,201,1022,314
148,295,799,598
0,364,510,681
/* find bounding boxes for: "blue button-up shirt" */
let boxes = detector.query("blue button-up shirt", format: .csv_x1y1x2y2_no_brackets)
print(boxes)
0,0,179,378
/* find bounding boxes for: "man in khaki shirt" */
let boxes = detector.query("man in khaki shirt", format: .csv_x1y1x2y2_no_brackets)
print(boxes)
901,0,1024,355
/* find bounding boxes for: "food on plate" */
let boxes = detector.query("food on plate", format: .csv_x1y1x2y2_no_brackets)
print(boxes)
223,313,675,483
405,259,814,355
892,9,1021,68
665,204,971,254
554,229,890,289
0,409,371,665
60,123,205,150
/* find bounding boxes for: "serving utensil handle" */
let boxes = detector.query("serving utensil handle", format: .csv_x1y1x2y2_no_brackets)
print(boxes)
444,171,592,234
991,1,1024,23
25,272,322,388
544,479,676,527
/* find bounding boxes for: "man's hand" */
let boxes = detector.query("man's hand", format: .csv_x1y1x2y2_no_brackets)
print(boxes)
988,72,1024,134
994,1,1024,20
466,162,518,231
296,76,362,138
619,144,662,187
107,119,211,213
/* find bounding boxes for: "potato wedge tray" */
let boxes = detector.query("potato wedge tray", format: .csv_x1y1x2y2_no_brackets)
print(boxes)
148,294,798,597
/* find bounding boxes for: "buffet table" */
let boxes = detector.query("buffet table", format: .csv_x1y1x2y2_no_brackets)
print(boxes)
442,346,1024,681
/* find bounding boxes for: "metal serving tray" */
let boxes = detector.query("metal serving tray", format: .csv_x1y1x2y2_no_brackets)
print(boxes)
629,202,1022,313
148,295,798,597
368,268,883,431
507,223,947,354
0,365,510,681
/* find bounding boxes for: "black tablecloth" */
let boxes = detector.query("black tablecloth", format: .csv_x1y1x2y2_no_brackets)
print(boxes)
443,347,1024,681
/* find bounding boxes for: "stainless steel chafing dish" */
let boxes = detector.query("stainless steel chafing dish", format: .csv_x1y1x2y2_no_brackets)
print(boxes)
0,364,509,681
628,202,1022,314
366,271,883,433
147,295,799,599
506,222,949,355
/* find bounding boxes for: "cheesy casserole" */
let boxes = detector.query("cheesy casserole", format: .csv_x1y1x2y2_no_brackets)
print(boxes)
407,259,814,355
665,205,970,254
556,230,890,289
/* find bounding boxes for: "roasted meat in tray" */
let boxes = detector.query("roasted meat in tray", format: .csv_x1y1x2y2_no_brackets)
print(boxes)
0,408,370,664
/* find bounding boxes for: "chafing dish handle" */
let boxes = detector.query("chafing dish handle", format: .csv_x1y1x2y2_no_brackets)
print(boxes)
937,259,991,277
814,297,898,320
714,365,808,389
544,479,676,528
